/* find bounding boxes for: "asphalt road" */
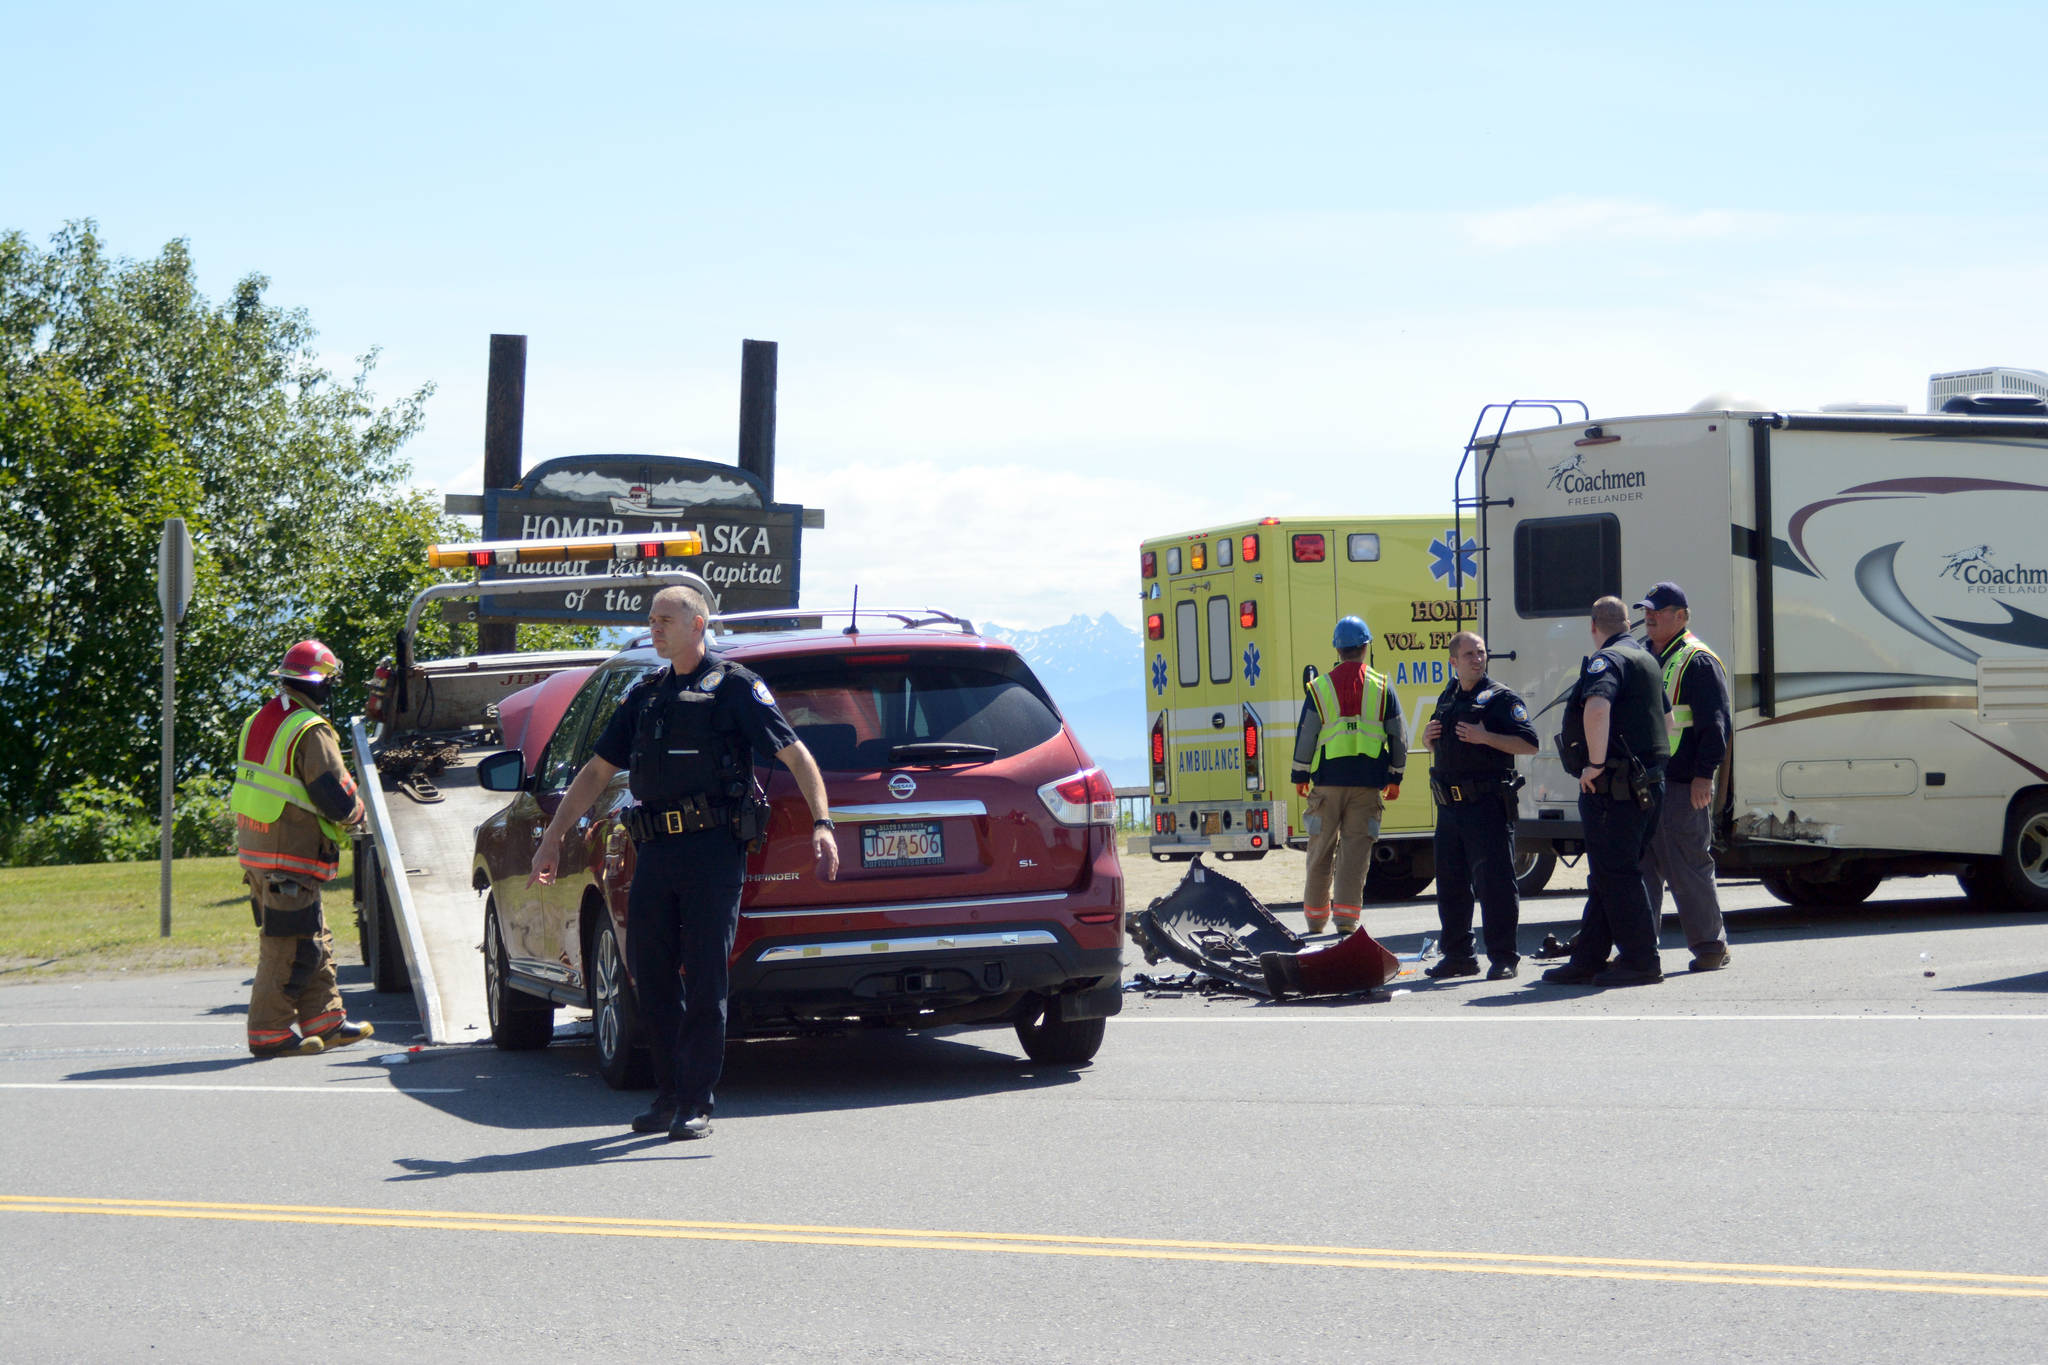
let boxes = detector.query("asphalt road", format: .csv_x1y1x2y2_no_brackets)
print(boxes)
3,873,2045,1363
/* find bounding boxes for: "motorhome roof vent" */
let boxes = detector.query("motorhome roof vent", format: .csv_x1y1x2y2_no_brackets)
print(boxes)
1927,366,2048,413
1939,392,2048,416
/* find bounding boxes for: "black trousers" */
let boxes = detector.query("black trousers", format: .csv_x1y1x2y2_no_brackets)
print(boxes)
626,830,744,1114
1569,781,1666,974
1433,794,1521,966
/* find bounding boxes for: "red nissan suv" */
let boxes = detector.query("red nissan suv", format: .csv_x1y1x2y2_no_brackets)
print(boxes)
471,612,1124,1087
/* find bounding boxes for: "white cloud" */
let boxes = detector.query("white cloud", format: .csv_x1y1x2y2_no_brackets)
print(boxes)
1458,197,1782,249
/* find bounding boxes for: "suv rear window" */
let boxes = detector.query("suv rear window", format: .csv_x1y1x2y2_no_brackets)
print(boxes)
750,654,1063,772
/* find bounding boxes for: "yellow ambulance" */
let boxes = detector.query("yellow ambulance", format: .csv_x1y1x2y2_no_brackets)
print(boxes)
1139,516,1526,901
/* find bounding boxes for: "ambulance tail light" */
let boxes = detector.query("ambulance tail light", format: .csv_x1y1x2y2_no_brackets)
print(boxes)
1150,714,1168,795
1239,600,1257,629
1292,533,1326,563
1039,767,1116,827
1146,613,1164,640
1240,534,1260,563
1242,705,1263,792
1141,550,1156,578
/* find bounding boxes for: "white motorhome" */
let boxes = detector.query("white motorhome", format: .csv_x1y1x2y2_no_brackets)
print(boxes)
1459,394,2048,911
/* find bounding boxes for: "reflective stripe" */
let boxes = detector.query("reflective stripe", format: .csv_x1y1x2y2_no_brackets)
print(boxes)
1660,634,1720,733
1309,670,1387,762
238,847,338,878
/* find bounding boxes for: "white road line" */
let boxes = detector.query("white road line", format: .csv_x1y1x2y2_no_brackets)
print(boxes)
1111,1014,2048,1023
0,1022,253,1028
0,1082,461,1094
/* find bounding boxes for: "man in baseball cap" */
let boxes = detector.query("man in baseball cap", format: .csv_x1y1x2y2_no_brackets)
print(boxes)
1635,581,1732,972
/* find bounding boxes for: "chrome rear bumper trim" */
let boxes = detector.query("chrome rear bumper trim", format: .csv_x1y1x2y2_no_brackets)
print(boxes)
755,929,1060,963
826,801,988,822
742,890,1067,921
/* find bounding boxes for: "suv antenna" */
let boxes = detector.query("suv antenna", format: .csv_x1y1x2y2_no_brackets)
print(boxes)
844,585,859,635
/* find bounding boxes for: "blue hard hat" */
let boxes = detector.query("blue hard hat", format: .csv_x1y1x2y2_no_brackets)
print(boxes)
1333,615,1371,649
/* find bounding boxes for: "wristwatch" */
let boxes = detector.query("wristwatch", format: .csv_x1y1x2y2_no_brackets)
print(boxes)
813,818,834,830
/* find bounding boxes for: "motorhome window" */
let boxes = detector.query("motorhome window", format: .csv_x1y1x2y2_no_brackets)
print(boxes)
1514,514,1622,617
1176,599,1200,686
1206,596,1232,684
1347,533,1380,562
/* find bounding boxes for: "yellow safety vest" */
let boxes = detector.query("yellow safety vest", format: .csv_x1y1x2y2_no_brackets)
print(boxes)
231,699,351,845
1660,633,1721,732
1308,668,1388,763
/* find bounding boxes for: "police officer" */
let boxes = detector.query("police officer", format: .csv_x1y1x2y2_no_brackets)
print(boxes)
1421,631,1539,980
231,639,376,1057
1636,581,1732,972
1543,596,1671,987
1289,615,1406,936
530,584,838,1141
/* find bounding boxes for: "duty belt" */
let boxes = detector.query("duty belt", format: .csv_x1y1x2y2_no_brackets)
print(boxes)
622,797,731,842
1428,769,1523,805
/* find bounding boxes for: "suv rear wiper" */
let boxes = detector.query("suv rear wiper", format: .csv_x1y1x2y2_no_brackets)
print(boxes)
886,741,999,765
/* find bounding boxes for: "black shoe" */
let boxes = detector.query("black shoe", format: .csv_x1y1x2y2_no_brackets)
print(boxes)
1688,942,1730,972
1424,958,1480,980
1486,962,1519,981
631,1099,679,1134
1532,934,1574,960
1592,963,1665,987
669,1108,713,1141
1540,963,1601,985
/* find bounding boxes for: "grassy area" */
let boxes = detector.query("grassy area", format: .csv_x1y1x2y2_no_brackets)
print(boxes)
0,856,360,980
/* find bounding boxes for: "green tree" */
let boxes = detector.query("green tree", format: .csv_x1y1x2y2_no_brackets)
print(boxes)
0,221,569,827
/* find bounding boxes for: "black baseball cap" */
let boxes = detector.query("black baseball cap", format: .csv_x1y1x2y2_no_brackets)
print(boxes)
1636,581,1688,611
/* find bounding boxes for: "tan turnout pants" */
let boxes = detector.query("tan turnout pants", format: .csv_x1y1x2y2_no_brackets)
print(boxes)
247,882,343,1052
1302,785,1385,931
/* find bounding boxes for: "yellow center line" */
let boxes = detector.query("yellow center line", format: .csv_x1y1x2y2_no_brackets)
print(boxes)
3,1196,2043,1298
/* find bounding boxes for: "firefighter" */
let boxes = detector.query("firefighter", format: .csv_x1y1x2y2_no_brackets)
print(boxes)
231,640,375,1057
1290,615,1406,935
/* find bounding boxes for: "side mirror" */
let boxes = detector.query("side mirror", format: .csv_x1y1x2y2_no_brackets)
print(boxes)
477,749,529,793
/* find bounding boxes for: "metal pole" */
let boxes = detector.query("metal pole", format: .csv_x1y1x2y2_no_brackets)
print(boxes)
159,614,175,937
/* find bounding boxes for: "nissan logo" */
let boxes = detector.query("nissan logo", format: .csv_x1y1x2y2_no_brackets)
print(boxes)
888,773,918,800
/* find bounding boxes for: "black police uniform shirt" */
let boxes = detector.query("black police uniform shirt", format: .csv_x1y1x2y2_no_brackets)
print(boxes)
593,653,799,805
1430,675,1538,777
1573,632,1670,777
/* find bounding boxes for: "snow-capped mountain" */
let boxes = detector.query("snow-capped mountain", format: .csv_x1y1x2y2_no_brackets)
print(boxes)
982,614,1144,787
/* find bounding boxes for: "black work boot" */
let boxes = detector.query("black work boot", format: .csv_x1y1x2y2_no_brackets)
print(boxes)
631,1097,679,1134
669,1107,713,1141
311,1020,374,1051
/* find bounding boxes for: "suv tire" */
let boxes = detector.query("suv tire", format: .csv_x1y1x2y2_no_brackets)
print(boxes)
1015,1003,1106,1065
590,917,652,1089
486,896,554,1051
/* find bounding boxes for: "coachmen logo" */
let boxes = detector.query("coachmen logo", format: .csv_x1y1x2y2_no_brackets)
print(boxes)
1938,544,2048,593
1546,451,1647,505
888,773,918,799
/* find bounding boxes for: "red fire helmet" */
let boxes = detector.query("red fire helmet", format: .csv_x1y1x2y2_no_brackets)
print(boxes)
273,639,342,685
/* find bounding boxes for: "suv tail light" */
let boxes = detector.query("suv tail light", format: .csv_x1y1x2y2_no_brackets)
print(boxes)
1039,767,1116,827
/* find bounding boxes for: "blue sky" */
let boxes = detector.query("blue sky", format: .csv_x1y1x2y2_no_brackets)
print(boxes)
12,2,2048,626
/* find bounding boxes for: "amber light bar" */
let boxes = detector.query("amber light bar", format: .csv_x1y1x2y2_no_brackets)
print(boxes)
426,532,705,570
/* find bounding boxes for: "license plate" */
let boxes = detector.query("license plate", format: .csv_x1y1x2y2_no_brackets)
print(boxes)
861,820,944,869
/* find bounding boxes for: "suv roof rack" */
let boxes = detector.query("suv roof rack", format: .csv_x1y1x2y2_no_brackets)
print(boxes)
710,607,978,635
